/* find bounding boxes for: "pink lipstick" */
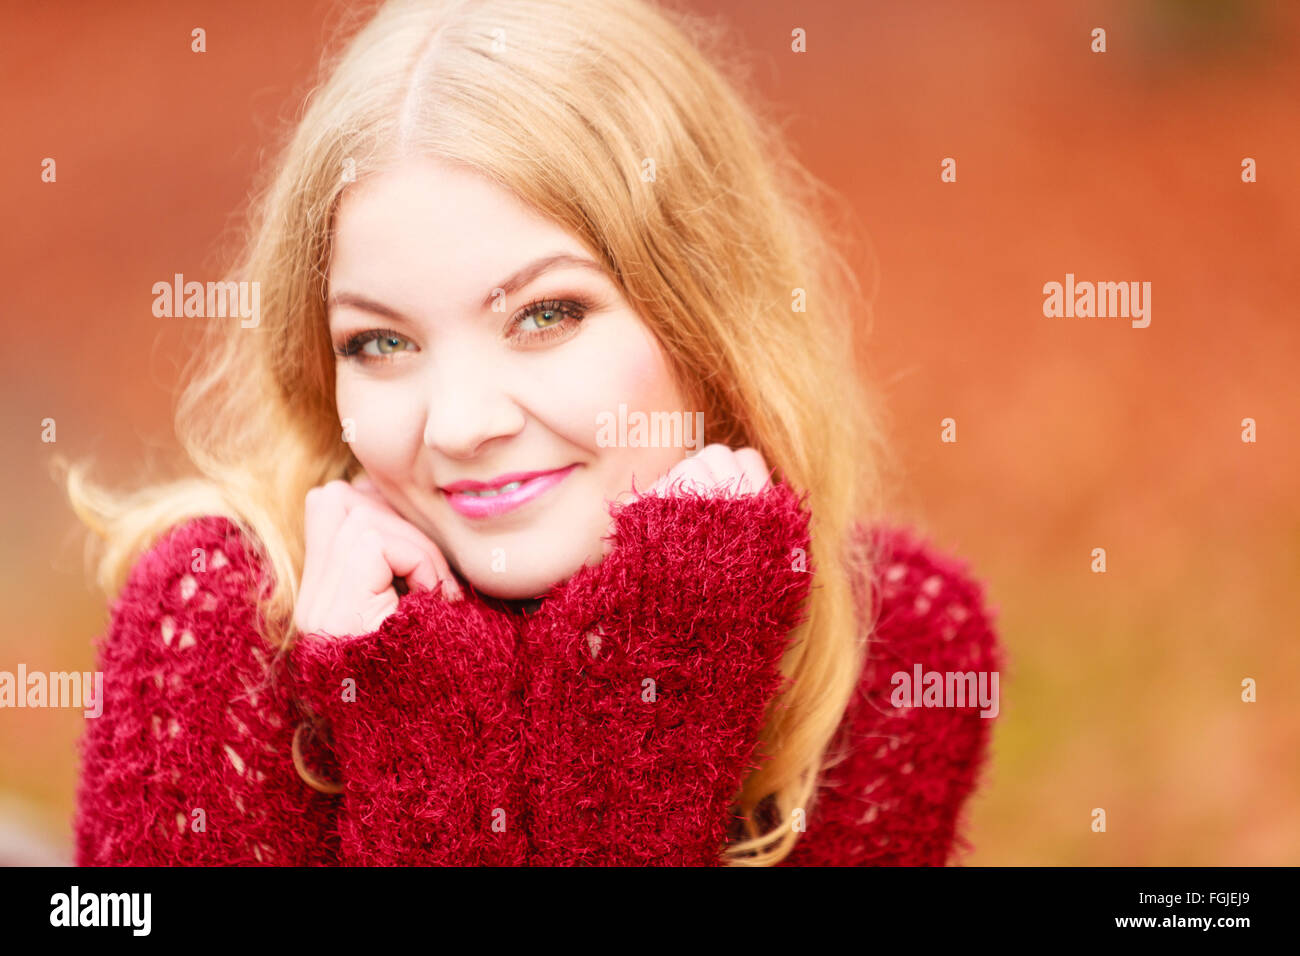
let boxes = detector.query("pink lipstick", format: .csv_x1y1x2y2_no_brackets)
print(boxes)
441,464,578,519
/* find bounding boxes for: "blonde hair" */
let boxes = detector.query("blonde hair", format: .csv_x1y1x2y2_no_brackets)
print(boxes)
58,0,897,865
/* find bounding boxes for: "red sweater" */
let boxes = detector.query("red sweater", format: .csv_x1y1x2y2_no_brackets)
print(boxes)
73,483,1002,866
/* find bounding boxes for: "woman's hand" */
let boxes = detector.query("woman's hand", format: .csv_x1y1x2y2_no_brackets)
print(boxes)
603,444,773,556
643,443,773,498
293,476,462,640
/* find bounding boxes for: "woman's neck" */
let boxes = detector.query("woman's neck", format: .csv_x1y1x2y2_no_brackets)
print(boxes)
476,592,545,617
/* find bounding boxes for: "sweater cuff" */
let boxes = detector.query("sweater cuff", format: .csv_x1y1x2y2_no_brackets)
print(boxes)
286,588,528,865
579,480,815,634
518,482,814,865
287,587,515,730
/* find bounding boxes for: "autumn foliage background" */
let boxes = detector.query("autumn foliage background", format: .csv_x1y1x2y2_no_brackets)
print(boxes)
1,0,1296,864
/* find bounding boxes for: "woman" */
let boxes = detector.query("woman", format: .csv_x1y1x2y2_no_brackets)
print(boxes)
62,0,1002,866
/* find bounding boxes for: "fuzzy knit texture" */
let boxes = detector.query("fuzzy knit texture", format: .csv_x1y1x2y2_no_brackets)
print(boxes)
73,482,1003,866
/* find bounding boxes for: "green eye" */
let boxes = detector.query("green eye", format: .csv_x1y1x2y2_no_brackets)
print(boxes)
335,329,414,364
522,308,563,330
510,297,591,341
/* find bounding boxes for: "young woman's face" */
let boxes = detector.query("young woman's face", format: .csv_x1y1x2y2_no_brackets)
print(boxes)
327,156,691,599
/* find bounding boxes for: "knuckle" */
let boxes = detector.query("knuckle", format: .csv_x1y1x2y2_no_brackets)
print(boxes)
340,508,371,535
321,480,351,500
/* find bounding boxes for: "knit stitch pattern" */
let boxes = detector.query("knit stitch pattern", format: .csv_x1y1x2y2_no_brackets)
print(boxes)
522,483,815,865
73,483,1002,866
291,591,528,865
777,524,1003,865
73,516,341,865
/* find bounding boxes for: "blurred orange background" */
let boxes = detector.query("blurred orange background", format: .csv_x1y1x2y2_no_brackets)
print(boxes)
1,0,1297,865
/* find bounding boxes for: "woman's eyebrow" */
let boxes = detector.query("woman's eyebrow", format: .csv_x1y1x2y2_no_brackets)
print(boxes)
327,253,607,321
326,291,405,320
479,252,607,308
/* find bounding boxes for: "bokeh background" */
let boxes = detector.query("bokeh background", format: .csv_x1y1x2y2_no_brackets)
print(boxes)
1,0,1296,865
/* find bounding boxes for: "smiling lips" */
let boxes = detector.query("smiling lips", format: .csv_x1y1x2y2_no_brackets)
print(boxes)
441,465,579,518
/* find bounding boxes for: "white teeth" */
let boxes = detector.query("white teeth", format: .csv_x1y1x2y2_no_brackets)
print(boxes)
457,479,525,498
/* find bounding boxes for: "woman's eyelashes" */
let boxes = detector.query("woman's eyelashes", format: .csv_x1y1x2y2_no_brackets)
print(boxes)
333,294,596,366
508,296,592,342
334,328,412,362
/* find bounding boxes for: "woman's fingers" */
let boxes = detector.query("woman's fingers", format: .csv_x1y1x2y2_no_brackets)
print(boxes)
311,508,447,637
348,500,457,596
692,444,740,494
349,474,379,496
333,479,460,598
656,444,770,497
295,477,463,639
372,532,447,598
732,447,772,494
299,482,351,620
650,456,714,496
301,501,366,635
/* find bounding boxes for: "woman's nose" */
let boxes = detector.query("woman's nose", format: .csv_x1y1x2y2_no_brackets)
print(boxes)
421,352,526,459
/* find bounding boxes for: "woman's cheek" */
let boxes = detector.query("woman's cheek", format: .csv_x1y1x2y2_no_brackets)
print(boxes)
546,320,682,448
517,354,619,450
335,379,424,473
601,322,675,404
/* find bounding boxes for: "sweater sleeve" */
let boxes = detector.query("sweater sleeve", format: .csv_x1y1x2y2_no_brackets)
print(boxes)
521,481,814,866
288,587,528,865
778,525,1003,866
73,516,342,866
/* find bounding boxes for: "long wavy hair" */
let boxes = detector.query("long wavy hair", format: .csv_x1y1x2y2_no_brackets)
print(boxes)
58,0,897,865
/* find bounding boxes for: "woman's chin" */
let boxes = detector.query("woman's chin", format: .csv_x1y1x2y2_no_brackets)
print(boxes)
441,528,607,601
456,560,587,601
